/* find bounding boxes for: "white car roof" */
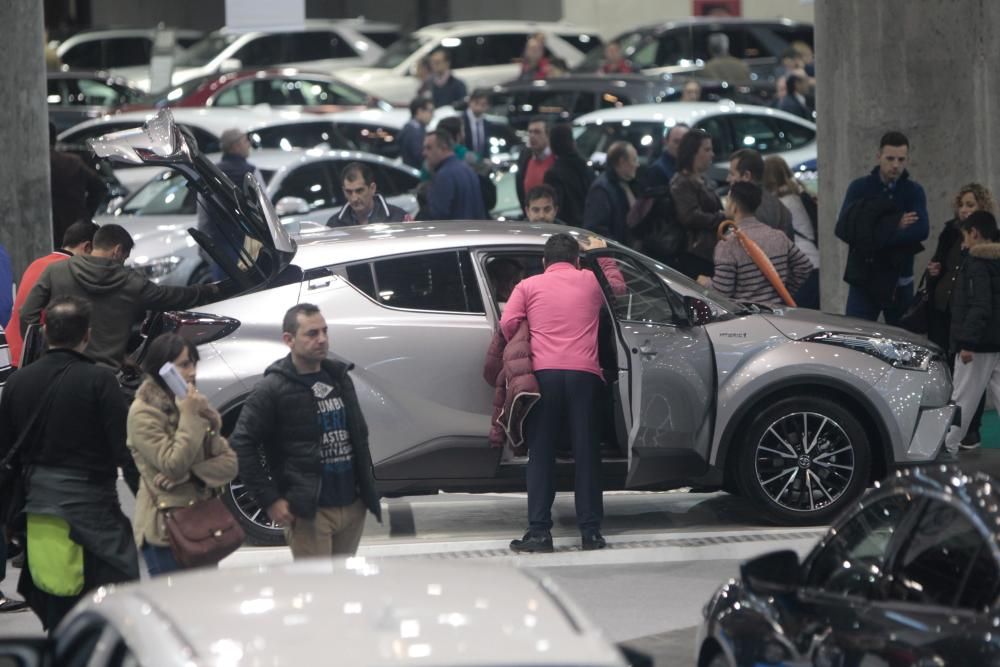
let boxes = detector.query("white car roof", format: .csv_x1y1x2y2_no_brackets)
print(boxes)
414,20,599,37
326,105,458,130
573,101,817,128
79,560,625,667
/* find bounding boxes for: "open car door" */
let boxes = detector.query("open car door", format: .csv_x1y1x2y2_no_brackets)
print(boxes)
587,249,716,488
88,109,296,294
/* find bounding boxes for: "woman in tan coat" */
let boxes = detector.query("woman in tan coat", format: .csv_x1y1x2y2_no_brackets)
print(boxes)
127,333,237,575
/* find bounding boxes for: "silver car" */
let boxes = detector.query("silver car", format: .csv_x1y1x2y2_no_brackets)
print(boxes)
90,111,957,544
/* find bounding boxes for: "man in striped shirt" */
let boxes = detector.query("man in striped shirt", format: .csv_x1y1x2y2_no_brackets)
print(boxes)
702,182,812,307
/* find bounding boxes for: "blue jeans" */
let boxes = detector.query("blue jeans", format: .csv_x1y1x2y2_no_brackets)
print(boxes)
845,283,914,326
142,544,180,577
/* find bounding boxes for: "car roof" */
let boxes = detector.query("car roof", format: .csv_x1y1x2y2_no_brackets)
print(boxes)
415,20,599,37
573,101,816,128
484,75,663,93
85,560,624,667
627,16,812,34
60,107,332,140
211,19,379,37
56,28,203,52
292,221,604,269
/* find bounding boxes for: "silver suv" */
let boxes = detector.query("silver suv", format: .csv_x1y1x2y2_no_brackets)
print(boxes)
90,111,956,543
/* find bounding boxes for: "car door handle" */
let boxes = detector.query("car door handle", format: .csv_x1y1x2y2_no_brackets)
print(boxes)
633,344,657,357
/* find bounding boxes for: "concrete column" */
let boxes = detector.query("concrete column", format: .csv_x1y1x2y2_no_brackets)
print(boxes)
816,0,1000,313
0,1,51,278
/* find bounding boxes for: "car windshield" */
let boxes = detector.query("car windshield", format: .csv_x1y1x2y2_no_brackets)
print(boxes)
120,171,195,215
649,256,742,315
574,121,668,165
576,30,656,71
371,34,426,68
175,34,238,67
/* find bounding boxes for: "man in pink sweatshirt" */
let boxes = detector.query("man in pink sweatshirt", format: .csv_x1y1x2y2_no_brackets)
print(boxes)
501,233,617,553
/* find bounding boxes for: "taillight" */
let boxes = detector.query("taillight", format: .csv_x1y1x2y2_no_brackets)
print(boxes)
161,311,240,346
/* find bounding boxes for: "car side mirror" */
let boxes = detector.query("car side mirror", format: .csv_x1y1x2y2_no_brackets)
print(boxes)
220,58,242,72
741,550,800,596
274,196,310,217
683,295,713,326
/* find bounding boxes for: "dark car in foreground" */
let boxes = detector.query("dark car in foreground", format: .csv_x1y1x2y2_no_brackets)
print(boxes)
698,465,1000,666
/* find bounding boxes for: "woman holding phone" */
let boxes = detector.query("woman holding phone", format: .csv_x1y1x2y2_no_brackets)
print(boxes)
126,334,237,575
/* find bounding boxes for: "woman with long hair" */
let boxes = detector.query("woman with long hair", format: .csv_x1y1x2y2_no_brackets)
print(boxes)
763,155,819,308
127,334,237,575
669,128,725,279
927,183,995,449
543,124,595,228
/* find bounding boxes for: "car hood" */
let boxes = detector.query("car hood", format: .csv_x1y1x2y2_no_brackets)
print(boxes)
88,108,296,294
761,307,935,348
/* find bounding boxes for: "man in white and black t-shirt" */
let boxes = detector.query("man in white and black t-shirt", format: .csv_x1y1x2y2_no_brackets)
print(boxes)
230,303,382,557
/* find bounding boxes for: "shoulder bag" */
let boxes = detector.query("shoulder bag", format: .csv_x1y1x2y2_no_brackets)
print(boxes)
899,272,930,334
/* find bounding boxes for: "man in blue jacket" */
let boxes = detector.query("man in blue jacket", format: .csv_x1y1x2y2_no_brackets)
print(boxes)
582,141,639,245
422,129,486,220
837,131,929,323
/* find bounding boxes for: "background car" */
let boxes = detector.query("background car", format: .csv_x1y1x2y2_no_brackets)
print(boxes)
574,18,814,81
698,466,1000,667
338,21,602,105
47,71,145,133
55,27,204,70
572,101,816,184
0,560,629,667
112,21,384,92
118,69,389,114
479,74,774,135
98,148,421,286
92,111,955,546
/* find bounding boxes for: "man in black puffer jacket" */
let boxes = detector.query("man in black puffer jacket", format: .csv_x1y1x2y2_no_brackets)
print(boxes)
229,303,381,557
942,211,1000,459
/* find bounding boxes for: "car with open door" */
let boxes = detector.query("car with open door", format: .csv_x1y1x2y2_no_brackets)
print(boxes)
0,559,630,667
698,465,1000,667
87,110,956,545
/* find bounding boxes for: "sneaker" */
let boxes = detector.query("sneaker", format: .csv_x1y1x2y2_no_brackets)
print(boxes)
960,432,982,450
581,530,607,551
0,596,28,613
510,531,554,554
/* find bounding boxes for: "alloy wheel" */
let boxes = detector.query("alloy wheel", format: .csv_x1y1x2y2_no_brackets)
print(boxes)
228,480,280,531
754,411,855,512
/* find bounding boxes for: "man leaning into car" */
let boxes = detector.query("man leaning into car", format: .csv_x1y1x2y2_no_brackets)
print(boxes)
503,233,619,553
229,303,382,557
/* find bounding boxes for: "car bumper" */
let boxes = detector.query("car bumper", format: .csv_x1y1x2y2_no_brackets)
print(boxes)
903,402,960,462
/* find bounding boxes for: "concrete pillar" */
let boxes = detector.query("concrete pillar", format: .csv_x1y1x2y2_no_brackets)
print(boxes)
0,1,52,278
816,0,1000,313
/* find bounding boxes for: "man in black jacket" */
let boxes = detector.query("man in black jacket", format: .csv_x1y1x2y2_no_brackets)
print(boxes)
327,162,410,227
0,297,139,630
230,303,382,557
582,142,639,244
942,212,1000,459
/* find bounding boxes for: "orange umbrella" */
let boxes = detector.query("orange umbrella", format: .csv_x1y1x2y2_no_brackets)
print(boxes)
717,219,797,307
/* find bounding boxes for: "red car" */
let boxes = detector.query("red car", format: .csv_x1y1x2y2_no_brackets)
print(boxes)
117,69,389,113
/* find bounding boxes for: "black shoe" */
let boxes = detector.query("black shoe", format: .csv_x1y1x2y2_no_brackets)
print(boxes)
960,431,982,450
510,531,554,554
0,596,28,613
581,530,607,551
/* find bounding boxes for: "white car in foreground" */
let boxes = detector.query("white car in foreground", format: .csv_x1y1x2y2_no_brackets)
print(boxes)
0,560,630,667
338,21,601,105
573,101,817,182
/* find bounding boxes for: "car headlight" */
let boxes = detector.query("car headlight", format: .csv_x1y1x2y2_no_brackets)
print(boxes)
804,332,934,371
131,256,182,279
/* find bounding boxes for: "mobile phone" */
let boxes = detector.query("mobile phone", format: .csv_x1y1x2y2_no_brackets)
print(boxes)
158,362,188,398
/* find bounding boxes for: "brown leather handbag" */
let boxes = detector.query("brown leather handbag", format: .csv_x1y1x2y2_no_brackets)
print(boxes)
164,495,245,568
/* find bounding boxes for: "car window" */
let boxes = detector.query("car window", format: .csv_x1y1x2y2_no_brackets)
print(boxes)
656,31,692,66
574,121,665,165
445,34,524,69
694,116,733,158
888,499,1000,610
598,89,630,110
361,31,400,49
251,122,354,151
298,78,368,106
368,251,484,313
557,32,602,54
272,162,337,210
333,122,400,158
122,172,196,215
183,126,220,153
769,25,814,49
594,253,680,325
58,618,108,667
108,37,153,67
75,79,127,106
288,31,356,62
234,34,286,67
481,252,545,311
805,494,911,597
727,114,781,155
61,41,103,69
774,119,815,149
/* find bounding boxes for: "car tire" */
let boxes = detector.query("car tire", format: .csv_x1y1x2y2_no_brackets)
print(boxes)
223,477,286,546
735,395,871,525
